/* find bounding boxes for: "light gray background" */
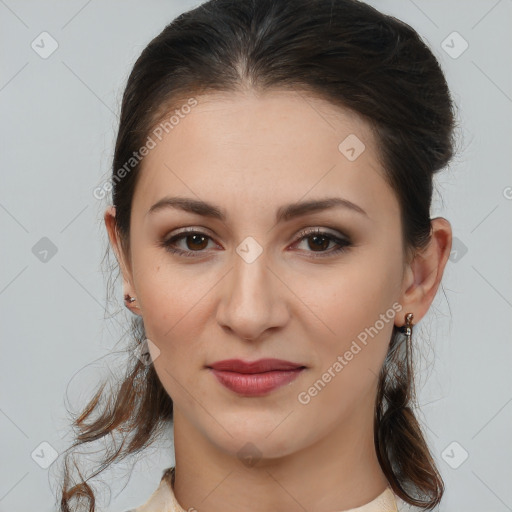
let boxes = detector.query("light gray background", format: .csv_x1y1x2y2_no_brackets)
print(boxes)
1,1,511,511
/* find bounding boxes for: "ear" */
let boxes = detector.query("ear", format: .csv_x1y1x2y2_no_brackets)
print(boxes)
396,217,452,327
104,206,140,316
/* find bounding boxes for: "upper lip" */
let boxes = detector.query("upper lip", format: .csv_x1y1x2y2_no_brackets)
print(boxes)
207,358,306,373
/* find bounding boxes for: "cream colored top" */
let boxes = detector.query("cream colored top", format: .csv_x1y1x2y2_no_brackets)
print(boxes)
127,467,415,512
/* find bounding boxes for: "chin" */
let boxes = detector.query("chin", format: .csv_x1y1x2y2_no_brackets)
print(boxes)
204,420,303,464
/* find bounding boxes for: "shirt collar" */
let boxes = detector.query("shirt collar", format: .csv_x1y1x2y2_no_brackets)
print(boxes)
134,467,399,512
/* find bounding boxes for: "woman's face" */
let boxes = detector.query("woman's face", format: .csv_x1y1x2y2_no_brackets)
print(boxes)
116,90,410,460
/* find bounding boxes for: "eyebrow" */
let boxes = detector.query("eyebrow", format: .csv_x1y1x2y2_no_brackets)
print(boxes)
146,196,369,222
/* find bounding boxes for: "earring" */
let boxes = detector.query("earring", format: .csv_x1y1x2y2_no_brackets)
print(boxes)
399,312,414,337
124,294,140,309
399,312,414,385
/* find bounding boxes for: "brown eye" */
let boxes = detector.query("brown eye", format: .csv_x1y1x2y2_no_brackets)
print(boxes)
307,233,331,251
185,233,209,251
160,227,351,259
161,230,216,256
294,228,352,258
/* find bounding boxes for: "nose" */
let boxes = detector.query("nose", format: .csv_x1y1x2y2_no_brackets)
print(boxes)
215,249,290,342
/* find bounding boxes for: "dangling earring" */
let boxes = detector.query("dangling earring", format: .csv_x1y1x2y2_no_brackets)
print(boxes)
124,294,140,309
399,312,414,393
399,312,414,337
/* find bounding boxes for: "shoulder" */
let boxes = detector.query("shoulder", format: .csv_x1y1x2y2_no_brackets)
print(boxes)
125,467,179,512
394,494,441,512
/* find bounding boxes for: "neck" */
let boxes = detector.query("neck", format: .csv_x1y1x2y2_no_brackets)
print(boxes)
171,400,389,512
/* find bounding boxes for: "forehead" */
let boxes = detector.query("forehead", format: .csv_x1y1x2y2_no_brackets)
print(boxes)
132,89,399,223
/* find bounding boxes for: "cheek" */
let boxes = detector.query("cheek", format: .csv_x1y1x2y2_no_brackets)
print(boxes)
138,271,209,353
291,250,401,389
132,243,208,322
294,252,401,340
293,271,397,428
136,276,209,408
131,251,221,400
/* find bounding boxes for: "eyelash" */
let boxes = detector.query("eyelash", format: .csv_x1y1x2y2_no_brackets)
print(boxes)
160,227,352,259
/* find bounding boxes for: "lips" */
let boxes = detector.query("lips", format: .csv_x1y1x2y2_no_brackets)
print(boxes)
207,358,305,373
207,358,306,396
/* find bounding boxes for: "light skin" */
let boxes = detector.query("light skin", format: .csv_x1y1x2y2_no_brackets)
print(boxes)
105,89,452,512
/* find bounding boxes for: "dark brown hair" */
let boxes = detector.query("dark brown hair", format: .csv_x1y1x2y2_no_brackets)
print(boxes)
57,0,457,509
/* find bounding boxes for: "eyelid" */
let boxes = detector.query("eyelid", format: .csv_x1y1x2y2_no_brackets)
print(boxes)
161,225,352,258
290,227,351,256
163,226,219,245
294,226,348,241
163,226,347,245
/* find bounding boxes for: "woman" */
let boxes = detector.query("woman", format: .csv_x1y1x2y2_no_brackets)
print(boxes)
59,0,455,510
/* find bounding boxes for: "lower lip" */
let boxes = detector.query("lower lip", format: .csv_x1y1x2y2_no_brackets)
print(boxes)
209,368,305,396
